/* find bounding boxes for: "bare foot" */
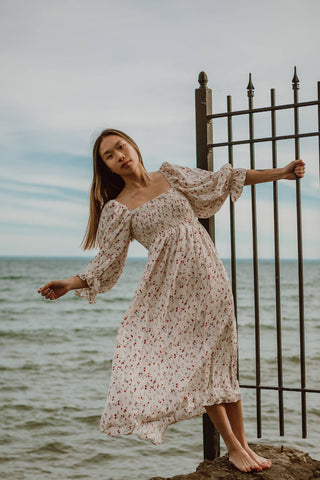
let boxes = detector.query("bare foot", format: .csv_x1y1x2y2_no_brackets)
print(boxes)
229,445,263,472
245,446,272,470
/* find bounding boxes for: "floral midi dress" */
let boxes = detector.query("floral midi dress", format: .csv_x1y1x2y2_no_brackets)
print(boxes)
75,161,247,445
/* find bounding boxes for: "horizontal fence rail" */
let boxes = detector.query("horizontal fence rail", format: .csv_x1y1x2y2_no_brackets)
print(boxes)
240,385,320,394
210,132,319,148
208,99,319,118
195,67,320,461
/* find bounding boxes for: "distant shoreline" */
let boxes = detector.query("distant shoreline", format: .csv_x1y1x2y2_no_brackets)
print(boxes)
1,256,319,262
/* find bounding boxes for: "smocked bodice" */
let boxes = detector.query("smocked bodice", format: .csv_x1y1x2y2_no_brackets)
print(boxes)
111,188,198,250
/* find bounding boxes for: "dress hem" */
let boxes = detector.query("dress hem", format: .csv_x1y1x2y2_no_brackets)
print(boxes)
100,391,241,445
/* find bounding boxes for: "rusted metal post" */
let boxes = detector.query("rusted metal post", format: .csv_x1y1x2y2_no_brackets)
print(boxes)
195,71,220,460
202,413,220,461
195,71,214,239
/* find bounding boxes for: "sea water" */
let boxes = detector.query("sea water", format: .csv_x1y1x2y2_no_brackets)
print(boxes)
0,257,319,480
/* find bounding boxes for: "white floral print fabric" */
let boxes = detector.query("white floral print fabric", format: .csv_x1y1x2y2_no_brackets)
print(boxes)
76,162,247,445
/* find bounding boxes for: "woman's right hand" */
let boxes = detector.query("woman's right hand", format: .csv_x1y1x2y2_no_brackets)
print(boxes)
38,279,71,301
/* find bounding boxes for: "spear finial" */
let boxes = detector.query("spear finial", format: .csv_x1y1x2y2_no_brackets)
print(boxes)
198,71,208,88
247,73,255,97
292,66,300,90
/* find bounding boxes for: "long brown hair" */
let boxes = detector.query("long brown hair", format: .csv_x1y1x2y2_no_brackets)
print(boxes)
81,128,145,250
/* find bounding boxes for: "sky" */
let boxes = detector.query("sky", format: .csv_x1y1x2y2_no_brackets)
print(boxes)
0,0,319,259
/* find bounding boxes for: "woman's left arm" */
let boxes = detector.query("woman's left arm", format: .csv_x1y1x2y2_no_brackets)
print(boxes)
244,159,305,185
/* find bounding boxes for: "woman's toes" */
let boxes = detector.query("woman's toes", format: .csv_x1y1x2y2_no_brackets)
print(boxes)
245,447,272,470
229,449,262,472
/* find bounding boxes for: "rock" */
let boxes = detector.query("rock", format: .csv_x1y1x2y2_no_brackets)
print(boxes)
148,444,320,480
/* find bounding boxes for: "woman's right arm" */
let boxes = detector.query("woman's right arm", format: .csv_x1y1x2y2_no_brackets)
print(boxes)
38,275,88,301
39,204,132,304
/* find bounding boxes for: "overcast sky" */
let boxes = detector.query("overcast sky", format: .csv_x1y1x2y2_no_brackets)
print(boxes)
1,0,319,259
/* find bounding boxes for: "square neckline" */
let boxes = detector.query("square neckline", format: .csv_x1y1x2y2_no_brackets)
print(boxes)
109,163,173,212
110,187,174,212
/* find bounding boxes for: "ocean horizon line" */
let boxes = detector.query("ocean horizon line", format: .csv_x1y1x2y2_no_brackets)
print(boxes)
1,255,319,262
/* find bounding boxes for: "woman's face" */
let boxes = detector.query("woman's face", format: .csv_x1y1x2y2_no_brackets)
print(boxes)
99,135,140,176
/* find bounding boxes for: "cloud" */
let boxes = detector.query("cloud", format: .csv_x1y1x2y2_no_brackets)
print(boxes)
0,0,319,257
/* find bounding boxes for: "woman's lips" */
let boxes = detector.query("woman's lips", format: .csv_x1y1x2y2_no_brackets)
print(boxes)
122,160,131,168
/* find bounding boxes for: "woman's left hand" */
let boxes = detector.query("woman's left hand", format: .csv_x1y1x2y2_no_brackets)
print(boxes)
38,279,71,300
282,159,305,180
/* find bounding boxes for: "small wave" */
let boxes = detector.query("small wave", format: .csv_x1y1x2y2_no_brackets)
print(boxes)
0,363,40,371
27,441,72,455
1,385,28,391
238,322,276,331
0,403,34,412
282,354,301,364
102,296,131,303
75,452,114,466
23,419,59,430
0,454,15,463
75,414,100,426
307,407,320,417
0,433,16,447
61,406,82,413
79,358,112,368
0,330,70,342
0,276,27,280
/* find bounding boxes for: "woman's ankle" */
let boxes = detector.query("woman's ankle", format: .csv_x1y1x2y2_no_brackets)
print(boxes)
225,438,245,455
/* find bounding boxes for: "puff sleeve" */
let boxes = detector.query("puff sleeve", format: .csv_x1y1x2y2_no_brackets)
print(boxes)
75,202,132,304
160,162,246,218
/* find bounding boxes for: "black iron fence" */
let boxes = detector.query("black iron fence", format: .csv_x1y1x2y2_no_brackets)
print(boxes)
195,68,320,460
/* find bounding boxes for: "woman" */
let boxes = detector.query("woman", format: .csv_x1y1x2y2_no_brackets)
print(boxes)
38,128,305,473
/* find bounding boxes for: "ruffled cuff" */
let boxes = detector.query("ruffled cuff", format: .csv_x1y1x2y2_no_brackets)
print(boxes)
229,167,247,202
74,273,98,304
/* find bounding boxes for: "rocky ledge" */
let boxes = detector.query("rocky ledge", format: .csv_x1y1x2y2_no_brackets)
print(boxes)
149,444,320,480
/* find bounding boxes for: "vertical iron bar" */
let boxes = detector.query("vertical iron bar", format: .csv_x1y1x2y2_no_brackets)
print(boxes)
271,88,284,436
227,96,237,317
247,74,262,438
292,67,307,438
195,71,220,459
